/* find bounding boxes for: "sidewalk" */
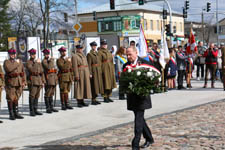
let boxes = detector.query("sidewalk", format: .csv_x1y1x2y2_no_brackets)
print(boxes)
0,80,224,149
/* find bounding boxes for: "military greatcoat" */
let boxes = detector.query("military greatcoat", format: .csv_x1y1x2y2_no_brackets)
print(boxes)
0,65,4,102
87,49,104,97
98,48,117,90
57,57,73,93
4,59,27,101
72,52,92,99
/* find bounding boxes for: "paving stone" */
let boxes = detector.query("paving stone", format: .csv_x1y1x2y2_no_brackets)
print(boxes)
61,100,225,149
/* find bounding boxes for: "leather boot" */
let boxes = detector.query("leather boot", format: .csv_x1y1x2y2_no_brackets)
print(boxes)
60,93,66,110
81,99,88,107
104,97,110,103
91,99,98,105
108,97,114,102
7,101,15,120
49,97,58,112
44,97,52,114
211,83,215,88
29,98,36,116
34,99,43,115
77,100,83,108
13,101,24,119
64,93,73,109
119,94,125,100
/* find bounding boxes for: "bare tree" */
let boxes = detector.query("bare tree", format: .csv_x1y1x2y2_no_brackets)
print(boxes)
9,0,42,37
39,0,74,48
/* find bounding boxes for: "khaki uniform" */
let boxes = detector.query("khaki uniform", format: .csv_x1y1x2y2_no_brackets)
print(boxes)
4,58,26,119
0,65,4,102
72,52,92,99
26,58,45,116
4,59,26,101
42,58,58,97
26,59,45,99
98,48,117,98
222,47,225,89
42,57,58,113
57,56,73,109
87,49,104,99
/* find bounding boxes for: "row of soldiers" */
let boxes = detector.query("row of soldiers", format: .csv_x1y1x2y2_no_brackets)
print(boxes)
0,39,117,123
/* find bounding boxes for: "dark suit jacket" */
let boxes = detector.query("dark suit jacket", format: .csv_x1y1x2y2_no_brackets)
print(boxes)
122,57,152,111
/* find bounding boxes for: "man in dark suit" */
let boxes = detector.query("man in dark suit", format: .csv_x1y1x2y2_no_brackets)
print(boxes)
122,47,154,150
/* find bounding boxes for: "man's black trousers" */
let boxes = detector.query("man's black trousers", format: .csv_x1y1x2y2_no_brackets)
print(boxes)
132,110,154,148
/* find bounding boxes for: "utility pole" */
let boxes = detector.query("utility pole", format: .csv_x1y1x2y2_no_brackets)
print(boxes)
216,0,219,45
74,0,79,37
201,10,204,43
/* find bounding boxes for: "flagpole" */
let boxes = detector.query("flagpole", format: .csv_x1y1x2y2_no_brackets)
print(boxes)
161,21,165,92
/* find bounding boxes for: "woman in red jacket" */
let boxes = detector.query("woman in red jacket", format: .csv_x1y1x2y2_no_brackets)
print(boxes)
203,43,218,88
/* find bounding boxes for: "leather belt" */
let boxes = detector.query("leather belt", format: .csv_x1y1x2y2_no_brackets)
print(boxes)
78,65,88,68
91,64,99,67
7,72,24,78
60,69,72,73
103,60,111,63
31,72,43,76
47,69,57,74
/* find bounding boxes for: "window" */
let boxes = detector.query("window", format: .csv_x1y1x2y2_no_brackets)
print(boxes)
173,22,177,33
157,20,160,31
144,19,147,30
180,22,183,32
150,20,153,31
98,20,122,32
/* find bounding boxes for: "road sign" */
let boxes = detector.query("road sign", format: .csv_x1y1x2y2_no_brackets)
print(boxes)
73,23,82,32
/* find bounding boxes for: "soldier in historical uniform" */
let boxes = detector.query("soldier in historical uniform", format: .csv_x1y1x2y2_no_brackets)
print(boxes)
87,41,103,105
0,64,4,123
56,47,73,110
42,49,58,113
26,48,45,116
98,39,117,103
72,45,92,107
4,48,26,120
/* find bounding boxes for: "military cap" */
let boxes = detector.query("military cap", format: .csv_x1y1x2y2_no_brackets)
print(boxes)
28,48,36,54
58,47,66,52
76,45,83,49
8,48,16,54
42,49,50,54
100,39,107,45
90,41,97,46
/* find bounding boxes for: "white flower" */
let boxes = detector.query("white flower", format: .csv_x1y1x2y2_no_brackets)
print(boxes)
137,71,141,76
147,72,153,77
159,77,162,82
128,69,132,73
149,68,152,72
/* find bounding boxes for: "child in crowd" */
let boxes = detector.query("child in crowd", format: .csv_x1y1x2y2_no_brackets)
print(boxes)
167,48,177,90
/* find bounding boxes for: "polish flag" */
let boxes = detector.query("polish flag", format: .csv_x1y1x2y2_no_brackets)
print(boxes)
186,28,197,54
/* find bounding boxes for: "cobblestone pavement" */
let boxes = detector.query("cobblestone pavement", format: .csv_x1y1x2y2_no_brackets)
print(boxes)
27,100,225,150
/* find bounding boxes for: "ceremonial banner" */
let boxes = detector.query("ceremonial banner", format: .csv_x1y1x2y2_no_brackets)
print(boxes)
17,37,27,62
8,37,17,49
138,25,147,57
159,29,170,69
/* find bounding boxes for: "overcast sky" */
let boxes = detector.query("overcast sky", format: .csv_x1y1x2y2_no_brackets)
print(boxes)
78,0,225,24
